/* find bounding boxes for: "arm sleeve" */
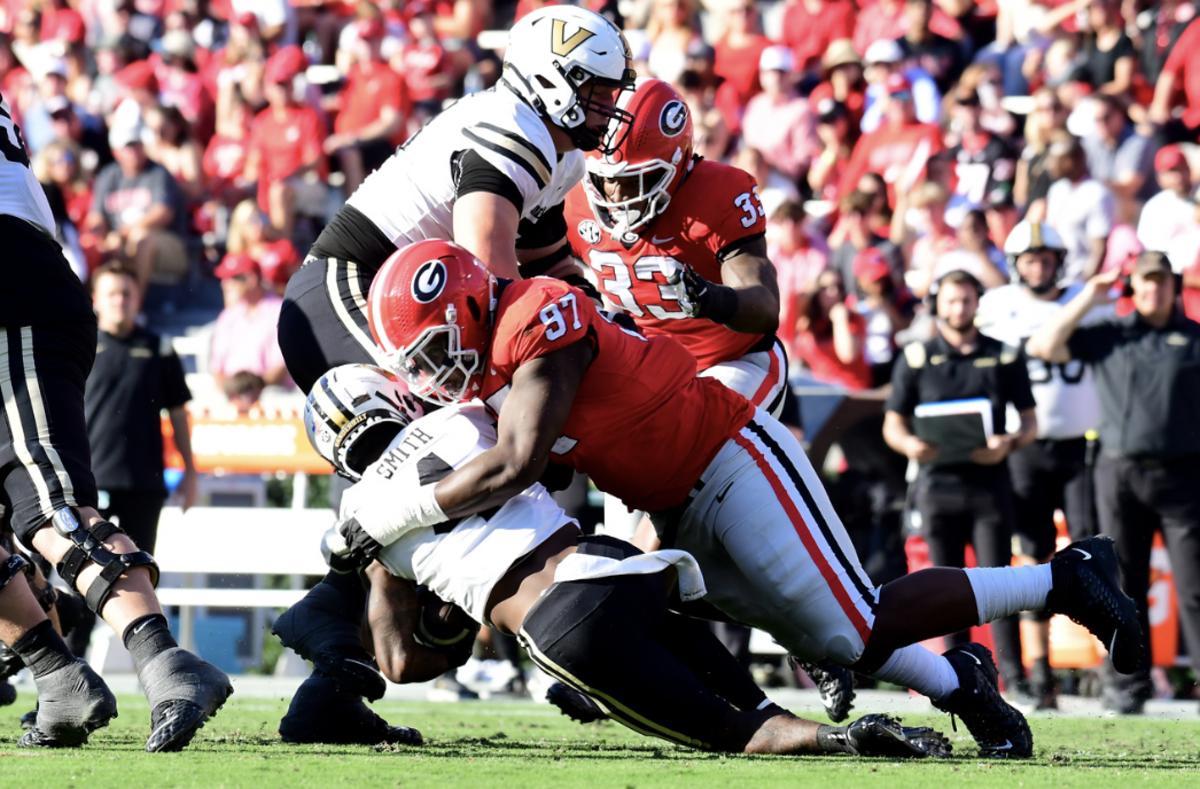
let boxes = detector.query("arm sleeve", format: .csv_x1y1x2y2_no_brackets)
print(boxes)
160,348,192,410
454,149,523,213
1163,20,1200,79
1066,322,1119,363
884,349,919,416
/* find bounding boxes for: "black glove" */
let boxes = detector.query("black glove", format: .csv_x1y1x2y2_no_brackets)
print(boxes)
669,267,738,324
819,714,952,758
337,516,384,568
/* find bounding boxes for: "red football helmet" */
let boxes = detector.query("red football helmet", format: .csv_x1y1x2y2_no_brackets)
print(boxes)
584,78,695,238
367,239,497,406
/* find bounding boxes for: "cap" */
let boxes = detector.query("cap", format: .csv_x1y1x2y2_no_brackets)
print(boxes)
214,252,259,280
821,39,861,72
885,72,912,96
758,45,795,74
44,96,72,117
685,39,716,63
864,38,903,65
108,119,145,149
1155,144,1188,173
161,29,195,59
854,248,891,282
359,17,386,40
41,58,68,80
1132,250,1174,277
265,45,307,85
116,60,159,93
815,98,847,123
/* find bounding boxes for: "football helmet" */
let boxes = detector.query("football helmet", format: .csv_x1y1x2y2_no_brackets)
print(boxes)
584,78,694,238
304,364,424,480
367,239,496,406
502,4,635,152
1003,220,1067,293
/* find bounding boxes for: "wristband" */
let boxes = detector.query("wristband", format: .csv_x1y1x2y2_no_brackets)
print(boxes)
697,282,738,325
359,483,447,546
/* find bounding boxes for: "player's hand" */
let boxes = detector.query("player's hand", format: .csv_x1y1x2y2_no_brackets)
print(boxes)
1085,267,1122,306
905,436,939,463
970,434,1014,466
844,714,952,758
663,264,706,318
334,516,384,568
178,468,198,513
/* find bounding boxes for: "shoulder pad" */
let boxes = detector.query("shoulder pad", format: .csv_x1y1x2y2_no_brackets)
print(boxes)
903,342,927,369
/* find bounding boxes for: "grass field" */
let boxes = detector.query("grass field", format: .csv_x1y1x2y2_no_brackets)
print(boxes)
1,693,1198,787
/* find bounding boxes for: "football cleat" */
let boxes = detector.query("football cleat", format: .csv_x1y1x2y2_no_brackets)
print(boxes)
0,680,15,707
1045,536,1145,674
279,672,423,745
138,647,233,752
546,681,606,724
843,713,952,758
790,656,855,722
272,581,387,701
933,643,1033,759
18,659,117,748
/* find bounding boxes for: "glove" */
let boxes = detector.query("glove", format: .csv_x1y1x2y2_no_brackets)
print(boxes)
664,265,737,324
833,714,952,758
333,516,384,569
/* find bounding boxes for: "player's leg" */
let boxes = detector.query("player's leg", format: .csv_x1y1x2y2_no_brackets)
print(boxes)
2,321,230,752
698,338,789,418
0,542,117,746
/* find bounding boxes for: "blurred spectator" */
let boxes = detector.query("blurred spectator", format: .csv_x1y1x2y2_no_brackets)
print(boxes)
87,116,189,292
86,261,197,554
226,199,301,295
1014,88,1068,211
32,141,88,280
400,5,454,123
1081,95,1154,215
678,68,731,161
850,247,912,386
1077,0,1135,97
767,200,828,361
645,0,702,85
953,62,1016,139
21,57,84,153
793,268,872,390
839,73,944,202
730,146,796,220
205,11,267,112
156,29,214,142
231,0,298,47
144,105,205,205
809,39,866,126
327,17,408,197
712,0,770,111
1130,0,1196,85
807,99,855,201
209,252,290,388
829,188,902,300
740,46,817,183
244,45,327,240
853,0,962,65
41,94,112,171
1149,14,1200,142
895,0,965,93
1137,145,1195,253
1044,135,1115,282
35,139,91,232
900,180,958,297
944,86,1017,227
933,208,1009,290
780,0,857,76
224,370,267,416
859,38,940,134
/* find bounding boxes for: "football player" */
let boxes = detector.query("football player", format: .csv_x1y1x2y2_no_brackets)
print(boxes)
0,92,230,751
976,221,1110,709
561,77,851,720
272,4,636,742
305,363,950,759
364,239,1148,759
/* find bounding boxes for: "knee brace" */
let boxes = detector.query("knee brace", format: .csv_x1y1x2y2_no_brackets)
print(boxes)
51,511,159,614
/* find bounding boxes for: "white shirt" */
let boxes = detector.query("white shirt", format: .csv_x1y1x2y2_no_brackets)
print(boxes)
0,93,56,235
1045,178,1114,284
347,87,584,248
978,282,1112,439
1136,188,1196,253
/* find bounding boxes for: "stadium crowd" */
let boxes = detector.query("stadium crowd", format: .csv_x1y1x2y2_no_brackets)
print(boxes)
3,0,1200,716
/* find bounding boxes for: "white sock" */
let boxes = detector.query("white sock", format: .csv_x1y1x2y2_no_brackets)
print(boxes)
873,644,960,701
963,564,1053,624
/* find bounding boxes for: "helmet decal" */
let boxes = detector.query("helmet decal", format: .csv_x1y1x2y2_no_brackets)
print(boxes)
551,18,595,57
659,100,688,137
577,219,602,245
412,259,448,303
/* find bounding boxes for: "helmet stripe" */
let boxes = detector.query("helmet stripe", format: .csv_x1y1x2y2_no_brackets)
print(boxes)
1031,223,1043,249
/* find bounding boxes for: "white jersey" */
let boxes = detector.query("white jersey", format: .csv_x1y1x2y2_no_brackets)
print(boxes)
341,403,572,624
0,93,56,235
977,282,1112,439
346,87,584,246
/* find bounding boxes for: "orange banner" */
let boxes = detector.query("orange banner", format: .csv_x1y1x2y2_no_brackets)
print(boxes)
163,412,331,475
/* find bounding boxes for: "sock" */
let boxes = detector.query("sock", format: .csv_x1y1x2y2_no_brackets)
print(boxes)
122,614,177,672
10,620,75,679
963,565,1053,624
872,644,960,702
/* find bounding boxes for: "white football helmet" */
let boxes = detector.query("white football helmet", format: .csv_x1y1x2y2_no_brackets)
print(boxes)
304,364,425,480
502,5,635,152
1003,220,1067,292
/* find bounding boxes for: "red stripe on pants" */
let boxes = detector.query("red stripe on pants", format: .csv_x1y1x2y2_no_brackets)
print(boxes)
748,345,781,407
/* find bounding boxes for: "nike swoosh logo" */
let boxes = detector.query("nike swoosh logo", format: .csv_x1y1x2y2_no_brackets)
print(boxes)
650,235,675,245
960,650,983,666
1072,547,1092,561
132,620,152,635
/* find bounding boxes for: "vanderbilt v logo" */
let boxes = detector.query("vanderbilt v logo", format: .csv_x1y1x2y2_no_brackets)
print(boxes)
551,18,594,57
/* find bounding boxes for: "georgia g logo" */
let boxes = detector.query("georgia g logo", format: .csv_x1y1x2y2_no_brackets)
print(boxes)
659,100,688,137
412,259,448,303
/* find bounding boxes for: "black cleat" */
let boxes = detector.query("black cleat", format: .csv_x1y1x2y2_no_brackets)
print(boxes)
279,672,422,745
18,659,118,748
19,706,36,729
844,713,952,758
138,647,233,752
790,656,855,722
546,682,606,724
272,582,385,701
1046,537,1145,674
933,643,1033,759
0,680,14,707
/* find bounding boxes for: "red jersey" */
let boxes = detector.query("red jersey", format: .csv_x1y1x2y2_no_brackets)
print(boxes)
248,104,326,210
564,159,767,370
837,121,944,203
335,60,408,145
480,278,754,512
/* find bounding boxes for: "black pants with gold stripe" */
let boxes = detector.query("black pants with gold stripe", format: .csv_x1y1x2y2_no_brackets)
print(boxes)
518,535,773,752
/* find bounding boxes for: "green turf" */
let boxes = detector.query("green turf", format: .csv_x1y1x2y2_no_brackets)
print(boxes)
0,693,1197,787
